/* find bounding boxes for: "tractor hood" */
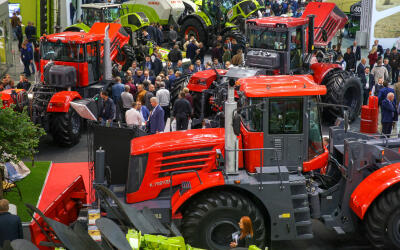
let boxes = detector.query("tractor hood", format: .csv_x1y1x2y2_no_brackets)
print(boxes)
187,69,227,92
131,128,225,155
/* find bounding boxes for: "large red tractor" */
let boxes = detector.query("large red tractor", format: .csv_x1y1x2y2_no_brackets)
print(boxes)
184,2,362,124
29,23,134,146
31,75,400,250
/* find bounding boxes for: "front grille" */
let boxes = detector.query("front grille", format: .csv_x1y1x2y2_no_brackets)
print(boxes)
126,154,148,194
162,147,213,157
158,147,214,177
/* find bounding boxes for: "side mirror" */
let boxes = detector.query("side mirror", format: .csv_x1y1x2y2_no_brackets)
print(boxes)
233,112,241,136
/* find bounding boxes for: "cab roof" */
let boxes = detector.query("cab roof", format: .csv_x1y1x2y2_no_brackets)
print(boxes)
42,23,123,44
238,75,327,97
81,3,121,9
247,16,308,28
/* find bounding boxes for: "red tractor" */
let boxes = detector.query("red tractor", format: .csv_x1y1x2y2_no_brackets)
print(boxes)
184,2,362,125
28,23,134,146
31,75,400,250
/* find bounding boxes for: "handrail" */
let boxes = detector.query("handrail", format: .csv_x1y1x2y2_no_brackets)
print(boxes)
225,147,284,190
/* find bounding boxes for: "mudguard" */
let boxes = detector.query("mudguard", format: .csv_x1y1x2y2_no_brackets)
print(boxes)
180,13,210,28
350,162,400,219
47,91,82,113
311,63,341,84
171,171,225,215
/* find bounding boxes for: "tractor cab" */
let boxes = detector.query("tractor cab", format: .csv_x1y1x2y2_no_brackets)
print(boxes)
82,3,122,28
40,23,130,88
237,75,328,173
246,17,309,75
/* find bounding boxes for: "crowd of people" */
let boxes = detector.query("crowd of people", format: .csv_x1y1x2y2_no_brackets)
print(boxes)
336,39,400,136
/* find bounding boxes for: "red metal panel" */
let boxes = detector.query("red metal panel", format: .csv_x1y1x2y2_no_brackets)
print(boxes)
171,171,225,215
350,163,400,219
0,89,26,108
240,124,263,173
303,147,329,172
187,69,227,93
46,91,82,113
238,75,327,98
29,175,87,249
311,63,342,84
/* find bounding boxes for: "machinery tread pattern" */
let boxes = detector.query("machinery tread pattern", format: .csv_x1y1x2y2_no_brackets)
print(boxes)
50,108,81,147
181,190,265,249
223,30,247,51
365,185,400,249
170,74,191,108
322,69,362,122
121,44,135,72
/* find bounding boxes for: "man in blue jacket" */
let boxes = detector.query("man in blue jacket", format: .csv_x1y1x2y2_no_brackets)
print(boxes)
378,81,395,106
381,92,397,135
21,40,33,77
0,199,23,247
146,97,165,134
99,90,115,127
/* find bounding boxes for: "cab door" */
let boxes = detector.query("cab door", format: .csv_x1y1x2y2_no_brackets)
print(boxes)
263,97,306,170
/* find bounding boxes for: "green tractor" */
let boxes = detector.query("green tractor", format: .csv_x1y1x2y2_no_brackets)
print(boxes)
179,0,264,47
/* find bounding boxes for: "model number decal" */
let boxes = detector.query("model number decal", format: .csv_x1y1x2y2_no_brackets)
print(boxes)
150,179,170,187
148,1,160,5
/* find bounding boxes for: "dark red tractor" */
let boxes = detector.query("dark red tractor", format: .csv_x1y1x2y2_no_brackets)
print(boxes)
184,2,362,125
28,23,134,146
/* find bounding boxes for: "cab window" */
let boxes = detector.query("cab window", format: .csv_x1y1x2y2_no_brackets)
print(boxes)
128,14,141,27
308,97,324,159
269,98,303,134
289,27,303,69
241,98,264,132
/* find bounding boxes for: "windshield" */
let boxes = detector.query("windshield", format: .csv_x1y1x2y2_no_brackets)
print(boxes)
221,0,233,11
103,7,120,22
241,98,264,132
248,28,288,51
308,97,324,159
82,7,120,27
41,42,84,62
239,1,257,16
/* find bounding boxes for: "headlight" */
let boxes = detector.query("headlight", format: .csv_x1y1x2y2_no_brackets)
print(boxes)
28,93,34,100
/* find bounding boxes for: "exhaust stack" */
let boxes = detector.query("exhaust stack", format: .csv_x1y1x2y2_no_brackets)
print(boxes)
104,25,112,81
225,79,238,175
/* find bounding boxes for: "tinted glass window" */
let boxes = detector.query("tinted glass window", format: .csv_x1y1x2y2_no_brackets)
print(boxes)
239,1,257,15
248,28,287,51
241,98,264,132
269,98,303,134
128,14,141,27
42,42,83,62
308,97,324,159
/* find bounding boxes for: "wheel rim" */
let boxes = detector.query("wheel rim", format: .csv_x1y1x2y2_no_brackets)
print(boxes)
185,26,199,41
207,219,239,249
71,111,81,135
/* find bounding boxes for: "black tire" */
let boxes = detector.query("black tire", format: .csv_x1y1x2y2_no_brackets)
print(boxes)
181,18,207,45
223,30,247,51
365,186,400,249
321,69,362,123
121,44,135,72
171,74,191,108
50,107,82,147
181,191,266,250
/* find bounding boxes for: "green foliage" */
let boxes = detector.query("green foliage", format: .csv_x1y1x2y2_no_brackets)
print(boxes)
0,102,45,164
0,100,45,198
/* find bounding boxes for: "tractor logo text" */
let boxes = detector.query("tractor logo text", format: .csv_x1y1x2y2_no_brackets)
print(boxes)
150,179,170,187
148,1,160,5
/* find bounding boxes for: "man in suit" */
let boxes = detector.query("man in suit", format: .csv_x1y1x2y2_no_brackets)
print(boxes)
152,53,163,77
147,97,165,134
381,92,397,135
351,40,361,62
373,40,384,57
360,67,374,105
194,59,205,72
143,70,155,84
0,199,23,247
186,37,198,63
155,24,163,45
378,81,395,106
357,58,367,78
142,55,154,73
133,70,145,84
173,91,192,130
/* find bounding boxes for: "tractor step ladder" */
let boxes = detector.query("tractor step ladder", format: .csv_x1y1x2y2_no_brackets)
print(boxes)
289,174,313,240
